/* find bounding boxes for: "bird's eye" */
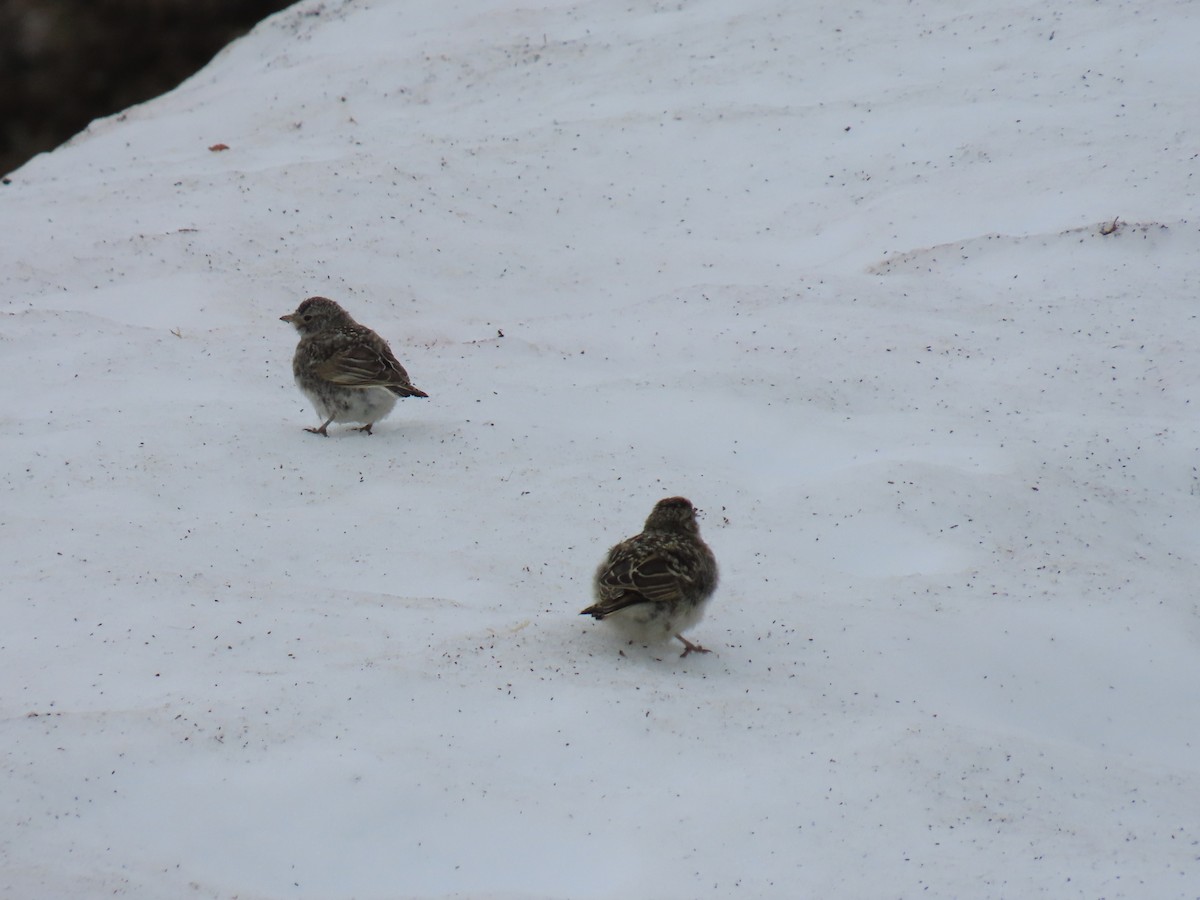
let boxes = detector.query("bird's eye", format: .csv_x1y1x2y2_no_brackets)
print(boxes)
303,315,312,322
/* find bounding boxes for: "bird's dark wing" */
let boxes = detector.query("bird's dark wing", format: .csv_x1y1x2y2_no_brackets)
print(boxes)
316,336,427,397
581,532,704,619
598,554,682,605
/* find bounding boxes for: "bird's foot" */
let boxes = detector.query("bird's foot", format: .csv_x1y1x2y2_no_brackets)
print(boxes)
676,635,711,658
354,423,375,435
304,425,330,436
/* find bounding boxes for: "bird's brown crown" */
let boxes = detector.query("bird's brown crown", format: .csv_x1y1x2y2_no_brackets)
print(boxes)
643,496,698,533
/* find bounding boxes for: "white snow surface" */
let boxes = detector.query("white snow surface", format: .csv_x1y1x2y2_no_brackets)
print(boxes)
3,0,1200,897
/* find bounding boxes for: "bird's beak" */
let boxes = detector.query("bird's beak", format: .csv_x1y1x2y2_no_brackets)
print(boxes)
280,313,295,323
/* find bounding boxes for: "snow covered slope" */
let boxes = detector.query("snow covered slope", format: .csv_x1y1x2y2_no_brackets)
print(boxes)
2,0,1199,897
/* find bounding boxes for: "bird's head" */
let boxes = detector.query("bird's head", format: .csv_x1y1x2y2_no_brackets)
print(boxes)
643,496,699,534
280,296,352,334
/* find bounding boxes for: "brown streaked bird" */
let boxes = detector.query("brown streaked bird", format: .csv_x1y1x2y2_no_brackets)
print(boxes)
582,496,719,657
280,296,428,436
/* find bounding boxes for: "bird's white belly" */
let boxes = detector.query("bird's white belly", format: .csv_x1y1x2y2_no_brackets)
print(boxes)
603,599,707,644
301,383,396,425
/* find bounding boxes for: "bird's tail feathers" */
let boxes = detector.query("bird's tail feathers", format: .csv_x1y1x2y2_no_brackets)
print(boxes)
389,385,429,398
580,592,649,619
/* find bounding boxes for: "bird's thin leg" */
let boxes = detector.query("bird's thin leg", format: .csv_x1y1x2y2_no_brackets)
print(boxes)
305,417,334,436
354,422,375,434
676,634,711,657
